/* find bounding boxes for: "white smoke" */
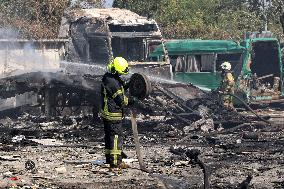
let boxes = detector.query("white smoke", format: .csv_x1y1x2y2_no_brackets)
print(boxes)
0,28,61,78
0,28,19,39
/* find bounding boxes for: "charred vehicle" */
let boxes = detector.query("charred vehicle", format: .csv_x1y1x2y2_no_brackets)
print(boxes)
237,36,283,103
150,32,283,104
0,8,172,116
150,39,245,91
59,8,171,78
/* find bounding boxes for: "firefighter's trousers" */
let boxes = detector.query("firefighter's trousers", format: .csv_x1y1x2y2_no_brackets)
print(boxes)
103,119,123,167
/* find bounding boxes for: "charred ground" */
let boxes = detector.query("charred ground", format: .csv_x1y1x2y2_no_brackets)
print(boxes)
0,72,283,189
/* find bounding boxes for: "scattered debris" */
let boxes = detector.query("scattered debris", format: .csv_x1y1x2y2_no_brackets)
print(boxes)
55,167,67,174
30,139,64,146
237,174,253,189
0,59,282,188
169,147,210,189
25,160,36,171
0,155,20,161
11,135,25,143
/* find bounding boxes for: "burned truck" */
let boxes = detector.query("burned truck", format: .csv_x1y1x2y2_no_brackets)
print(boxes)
0,8,173,117
59,8,171,77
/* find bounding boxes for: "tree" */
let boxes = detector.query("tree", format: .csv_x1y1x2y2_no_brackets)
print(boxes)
265,0,284,38
1,0,283,39
113,0,284,40
0,0,104,39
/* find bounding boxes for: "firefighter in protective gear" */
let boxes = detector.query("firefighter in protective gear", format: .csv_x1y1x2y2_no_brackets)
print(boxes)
220,61,235,108
101,57,136,168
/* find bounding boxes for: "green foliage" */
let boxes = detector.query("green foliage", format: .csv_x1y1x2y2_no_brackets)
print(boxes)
0,0,283,40
0,0,103,39
0,0,69,39
113,0,284,40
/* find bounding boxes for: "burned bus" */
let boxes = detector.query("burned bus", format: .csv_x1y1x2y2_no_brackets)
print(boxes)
150,40,245,90
0,8,172,115
150,35,283,104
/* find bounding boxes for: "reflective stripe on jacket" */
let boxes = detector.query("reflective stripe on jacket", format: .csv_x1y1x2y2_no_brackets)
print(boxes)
221,72,235,93
100,73,129,121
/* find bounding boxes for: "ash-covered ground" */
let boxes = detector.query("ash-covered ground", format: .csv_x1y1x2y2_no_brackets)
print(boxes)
0,82,283,189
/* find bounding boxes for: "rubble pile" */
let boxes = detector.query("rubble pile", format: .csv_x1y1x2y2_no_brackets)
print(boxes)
0,72,282,188
135,81,248,133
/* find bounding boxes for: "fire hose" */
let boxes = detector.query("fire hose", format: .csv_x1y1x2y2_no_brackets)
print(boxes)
130,109,151,173
220,92,271,125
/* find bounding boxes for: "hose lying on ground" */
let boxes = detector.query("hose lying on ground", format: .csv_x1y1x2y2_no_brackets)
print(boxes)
221,92,271,125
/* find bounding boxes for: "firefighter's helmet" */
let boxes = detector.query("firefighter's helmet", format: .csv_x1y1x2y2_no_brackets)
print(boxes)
220,61,231,71
107,57,129,75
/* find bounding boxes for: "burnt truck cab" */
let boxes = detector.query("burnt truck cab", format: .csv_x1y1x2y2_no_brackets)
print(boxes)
58,8,171,78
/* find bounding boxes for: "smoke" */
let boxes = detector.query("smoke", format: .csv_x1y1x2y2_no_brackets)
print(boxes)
60,61,106,76
0,28,19,39
59,61,106,89
0,28,61,78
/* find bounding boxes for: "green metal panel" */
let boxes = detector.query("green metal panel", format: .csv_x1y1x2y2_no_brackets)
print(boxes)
249,38,279,42
150,40,245,57
152,38,283,102
239,40,251,76
174,72,222,91
240,38,283,98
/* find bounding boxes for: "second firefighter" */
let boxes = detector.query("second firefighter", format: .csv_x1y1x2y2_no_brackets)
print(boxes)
220,61,235,109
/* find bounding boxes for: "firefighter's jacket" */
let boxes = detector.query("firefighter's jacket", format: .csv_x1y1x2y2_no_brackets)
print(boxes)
101,72,129,121
221,71,235,93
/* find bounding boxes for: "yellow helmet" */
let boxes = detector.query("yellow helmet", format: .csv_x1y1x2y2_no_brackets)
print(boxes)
107,57,129,75
220,61,231,71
